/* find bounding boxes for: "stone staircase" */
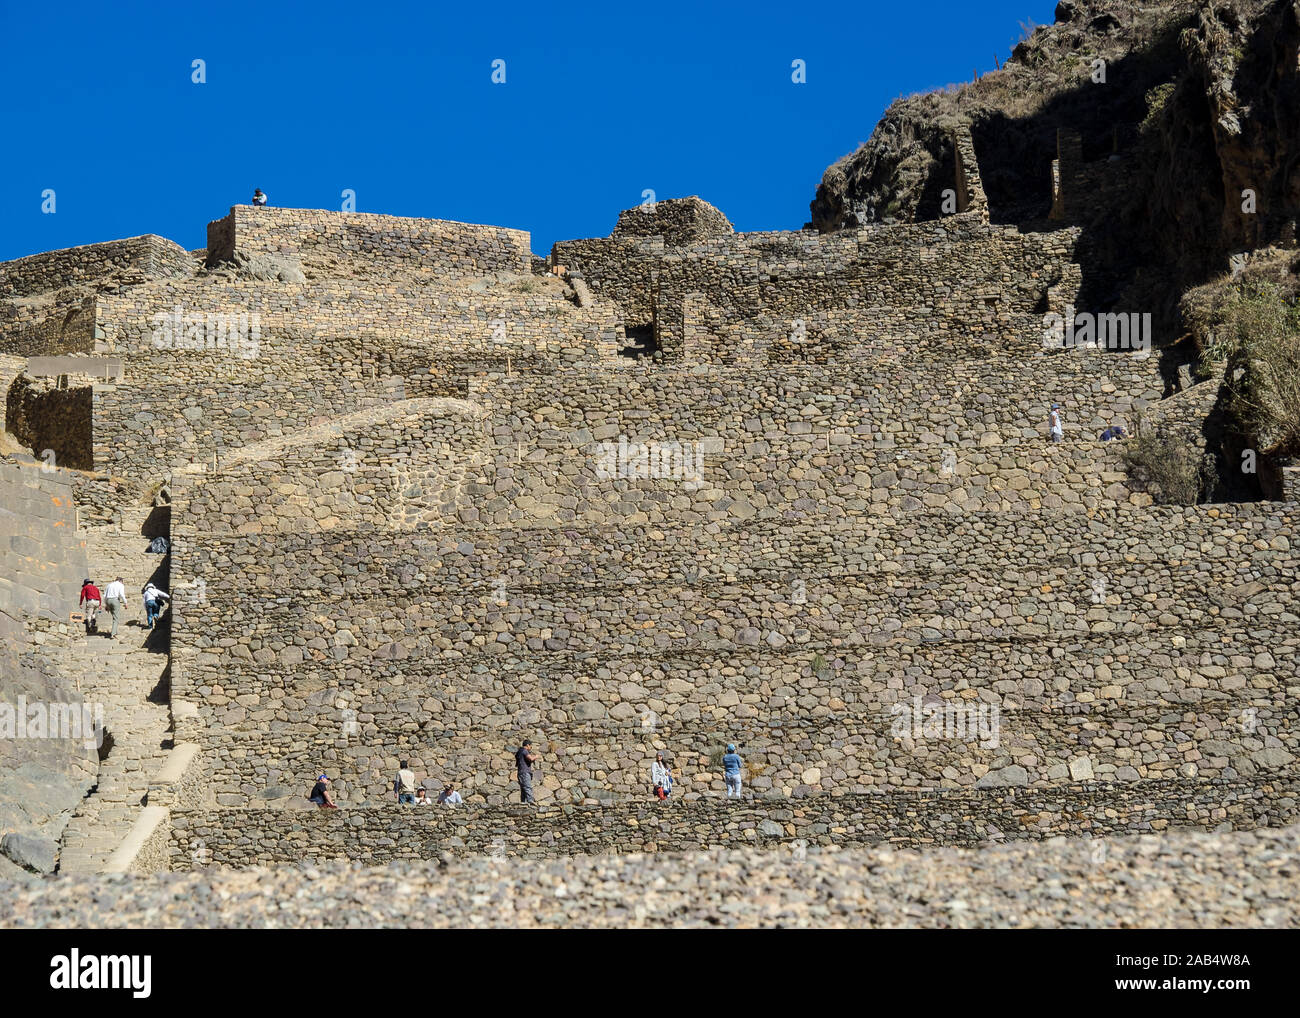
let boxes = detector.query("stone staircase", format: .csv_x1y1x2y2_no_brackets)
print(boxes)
56,509,172,874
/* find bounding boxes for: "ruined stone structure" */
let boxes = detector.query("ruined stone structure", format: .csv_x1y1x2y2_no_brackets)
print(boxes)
0,131,1296,877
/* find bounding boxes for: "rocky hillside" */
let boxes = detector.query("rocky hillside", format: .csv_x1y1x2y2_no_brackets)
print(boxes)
3,824,1297,928
811,0,1297,299
810,0,1300,494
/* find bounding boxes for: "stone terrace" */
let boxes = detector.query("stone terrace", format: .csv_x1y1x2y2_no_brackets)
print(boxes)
0,149,1296,873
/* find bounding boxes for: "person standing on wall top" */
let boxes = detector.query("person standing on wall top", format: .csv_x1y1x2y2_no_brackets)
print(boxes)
103,576,127,640
79,578,101,634
723,743,744,799
141,581,170,629
515,739,538,804
310,774,337,809
394,760,417,805
252,188,267,207
652,750,673,800
1048,403,1064,443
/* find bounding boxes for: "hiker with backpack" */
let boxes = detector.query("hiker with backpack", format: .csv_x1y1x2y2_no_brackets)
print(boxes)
142,582,170,629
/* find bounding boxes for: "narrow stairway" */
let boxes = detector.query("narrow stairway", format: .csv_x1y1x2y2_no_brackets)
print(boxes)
56,507,172,874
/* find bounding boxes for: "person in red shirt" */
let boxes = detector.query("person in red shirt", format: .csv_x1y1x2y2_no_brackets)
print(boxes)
78,578,101,634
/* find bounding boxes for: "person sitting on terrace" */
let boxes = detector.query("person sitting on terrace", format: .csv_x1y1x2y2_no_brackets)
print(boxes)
309,774,337,809
252,188,267,207
437,782,463,805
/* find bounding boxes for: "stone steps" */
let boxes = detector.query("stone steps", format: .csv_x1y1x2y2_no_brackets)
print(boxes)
55,519,173,874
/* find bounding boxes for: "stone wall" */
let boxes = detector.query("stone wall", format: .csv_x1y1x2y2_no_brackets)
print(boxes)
206,206,533,281
0,464,97,868
952,125,990,220
0,462,86,621
177,397,490,533
162,349,1164,538
4,375,93,471
0,354,24,431
554,204,1079,350
164,777,1300,868
611,196,735,246
0,297,97,357
456,357,1157,523
78,274,618,488
0,235,192,299
166,497,1298,805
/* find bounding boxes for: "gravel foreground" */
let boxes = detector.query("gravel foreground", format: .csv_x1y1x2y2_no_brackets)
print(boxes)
3,825,1298,929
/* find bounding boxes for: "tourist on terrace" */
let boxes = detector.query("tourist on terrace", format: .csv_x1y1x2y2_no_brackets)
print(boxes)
394,760,417,805
723,743,744,798
252,188,267,207
1099,424,1128,442
141,581,170,629
414,787,431,805
1048,404,1064,443
515,739,538,804
310,774,337,809
79,578,101,634
437,782,463,805
103,576,127,640
652,751,673,800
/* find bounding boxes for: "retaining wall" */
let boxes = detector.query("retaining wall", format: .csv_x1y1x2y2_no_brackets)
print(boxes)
164,777,1300,867
206,206,533,280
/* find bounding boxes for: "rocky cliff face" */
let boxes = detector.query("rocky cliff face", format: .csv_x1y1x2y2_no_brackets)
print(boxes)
809,0,1299,296
809,0,1300,489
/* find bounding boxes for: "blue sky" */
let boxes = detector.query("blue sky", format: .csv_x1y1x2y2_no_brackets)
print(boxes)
0,0,1056,261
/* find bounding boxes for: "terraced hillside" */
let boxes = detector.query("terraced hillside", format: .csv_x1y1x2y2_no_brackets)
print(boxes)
0,121,1294,901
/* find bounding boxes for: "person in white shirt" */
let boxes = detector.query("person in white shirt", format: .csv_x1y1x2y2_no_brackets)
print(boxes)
252,188,267,207
103,577,127,639
413,787,432,806
651,751,673,800
1048,403,1064,443
394,761,417,805
141,582,170,629
437,783,463,805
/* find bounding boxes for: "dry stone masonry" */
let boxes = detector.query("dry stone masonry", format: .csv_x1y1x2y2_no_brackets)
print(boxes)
0,129,1296,875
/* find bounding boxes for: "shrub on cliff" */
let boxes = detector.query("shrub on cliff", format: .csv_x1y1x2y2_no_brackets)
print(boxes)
1121,422,1210,505
1190,275,1300,458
